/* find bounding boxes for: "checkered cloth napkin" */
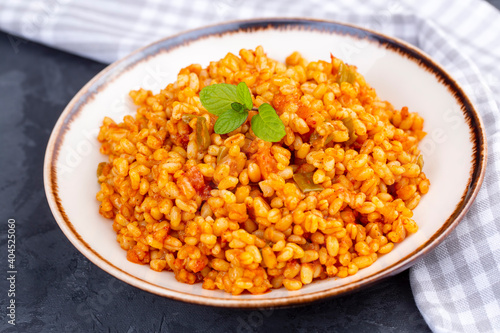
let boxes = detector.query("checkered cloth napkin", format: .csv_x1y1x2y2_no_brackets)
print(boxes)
2,0,499,331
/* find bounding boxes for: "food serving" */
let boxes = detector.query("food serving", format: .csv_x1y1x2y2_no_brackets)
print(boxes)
95,46,430,295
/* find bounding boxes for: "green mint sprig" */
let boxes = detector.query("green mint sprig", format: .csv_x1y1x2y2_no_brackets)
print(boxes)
199,82,286,142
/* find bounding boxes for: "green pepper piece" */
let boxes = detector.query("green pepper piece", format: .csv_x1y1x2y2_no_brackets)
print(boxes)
417,155,424,171
324,133,335,146
196,116,210,151
309,130,323,148
293,172,324,193
217,146,229,164
342,116,358,146
337,61,356,84
181,114,197,123
336,62,349,83
347,68,356,84
97,162,106,183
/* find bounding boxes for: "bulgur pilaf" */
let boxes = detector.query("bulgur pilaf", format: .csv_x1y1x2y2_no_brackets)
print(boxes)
96,46,430,294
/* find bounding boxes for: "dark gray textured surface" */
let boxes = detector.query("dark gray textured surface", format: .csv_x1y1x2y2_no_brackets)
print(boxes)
0,30,429,333
488,0,500,8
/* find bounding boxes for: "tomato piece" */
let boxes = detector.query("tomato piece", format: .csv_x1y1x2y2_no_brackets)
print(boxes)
272,91,300,115
296,104,313,120
252,147,278,179
126,247,150,264
186,166,211,200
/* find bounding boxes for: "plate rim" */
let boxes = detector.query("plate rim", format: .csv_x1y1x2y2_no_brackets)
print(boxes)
43,17,488,308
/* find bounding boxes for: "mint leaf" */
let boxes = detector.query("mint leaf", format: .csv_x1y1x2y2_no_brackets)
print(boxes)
214,109,249,134
199,82,285,141
231,102,245,113
251,103,286,142
200,83,238,116
236,82,253,110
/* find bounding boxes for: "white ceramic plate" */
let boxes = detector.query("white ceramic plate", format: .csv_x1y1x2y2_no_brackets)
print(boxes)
44,18,487,307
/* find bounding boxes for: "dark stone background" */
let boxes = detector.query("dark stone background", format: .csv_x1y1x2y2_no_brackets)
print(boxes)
1,3,498,331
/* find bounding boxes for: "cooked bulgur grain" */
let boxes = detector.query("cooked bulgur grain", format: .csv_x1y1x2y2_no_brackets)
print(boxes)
96,46,429,294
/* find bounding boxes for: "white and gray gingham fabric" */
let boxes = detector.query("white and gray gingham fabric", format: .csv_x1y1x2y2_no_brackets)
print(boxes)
1,0,499,331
